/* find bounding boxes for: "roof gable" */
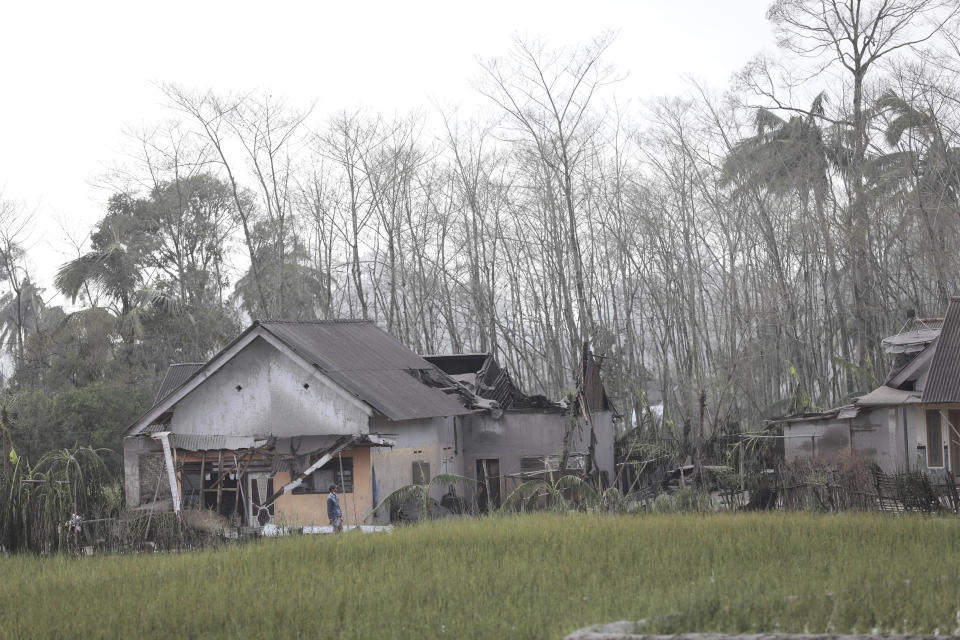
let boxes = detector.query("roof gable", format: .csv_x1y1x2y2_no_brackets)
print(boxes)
128,321,471,436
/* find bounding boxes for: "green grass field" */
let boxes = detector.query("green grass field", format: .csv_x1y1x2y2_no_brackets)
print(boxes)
2,513,959,639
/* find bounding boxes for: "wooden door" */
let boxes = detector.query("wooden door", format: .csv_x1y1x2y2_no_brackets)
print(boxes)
476,459,501,510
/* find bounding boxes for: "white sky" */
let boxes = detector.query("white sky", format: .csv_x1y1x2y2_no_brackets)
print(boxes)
0,0,775,292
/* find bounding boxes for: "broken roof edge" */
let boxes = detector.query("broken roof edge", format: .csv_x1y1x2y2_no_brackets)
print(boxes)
886,335,938,387
128,431,395,451
421,351,491,360
766,405,848,425
769,384,926,425
855,384,923,406
423,350,604,414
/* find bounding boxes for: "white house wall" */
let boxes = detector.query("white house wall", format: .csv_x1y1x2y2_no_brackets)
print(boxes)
849,408,897,469
169,337,370,438
367,409,616,522
782,407,906,472
459,410,617,489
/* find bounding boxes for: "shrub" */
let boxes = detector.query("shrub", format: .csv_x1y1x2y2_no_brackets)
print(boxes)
651,487,714,513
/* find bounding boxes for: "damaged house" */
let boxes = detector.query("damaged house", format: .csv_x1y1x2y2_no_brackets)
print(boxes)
774,297,960,476
124,321,616,529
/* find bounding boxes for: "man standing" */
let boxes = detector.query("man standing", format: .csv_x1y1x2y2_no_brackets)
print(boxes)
327,484,343,533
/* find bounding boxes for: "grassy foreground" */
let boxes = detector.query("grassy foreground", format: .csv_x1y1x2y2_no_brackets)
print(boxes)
2,513,960,639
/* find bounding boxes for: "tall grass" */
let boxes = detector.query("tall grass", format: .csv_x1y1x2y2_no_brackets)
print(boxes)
0,446,120,553
2,512,959,639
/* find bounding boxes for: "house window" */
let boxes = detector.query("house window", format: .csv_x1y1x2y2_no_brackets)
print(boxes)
926,410,943,467
293,456,354,494
412,461,430,485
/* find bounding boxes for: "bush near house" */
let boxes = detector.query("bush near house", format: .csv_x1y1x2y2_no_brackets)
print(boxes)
2,512,960,639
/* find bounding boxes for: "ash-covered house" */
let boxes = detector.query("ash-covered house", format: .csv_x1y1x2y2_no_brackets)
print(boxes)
419,350,615,509
124,321,616,529
773,297,960,476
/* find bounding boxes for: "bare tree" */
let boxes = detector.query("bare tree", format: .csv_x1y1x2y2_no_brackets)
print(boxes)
162,85,271,316
479,34,617,365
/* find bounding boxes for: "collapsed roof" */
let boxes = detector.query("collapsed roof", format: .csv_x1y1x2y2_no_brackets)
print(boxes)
423,352,563,411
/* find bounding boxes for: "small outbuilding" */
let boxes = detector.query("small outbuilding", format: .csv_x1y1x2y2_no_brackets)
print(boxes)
775,300,960,476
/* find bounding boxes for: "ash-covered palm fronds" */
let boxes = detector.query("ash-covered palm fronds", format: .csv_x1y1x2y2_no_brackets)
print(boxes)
0,445,120,553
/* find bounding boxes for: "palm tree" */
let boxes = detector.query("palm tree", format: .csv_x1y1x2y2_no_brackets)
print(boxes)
0,277,43,365
722,94,854,399
872,91,960,201
868,90,960,301
723,95,837,201
55,230,180,345
55,234,140,319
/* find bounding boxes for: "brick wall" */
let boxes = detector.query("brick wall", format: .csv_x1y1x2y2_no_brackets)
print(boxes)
138,453,171,502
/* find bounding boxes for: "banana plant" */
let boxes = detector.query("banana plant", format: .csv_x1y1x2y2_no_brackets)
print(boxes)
373,473,478,522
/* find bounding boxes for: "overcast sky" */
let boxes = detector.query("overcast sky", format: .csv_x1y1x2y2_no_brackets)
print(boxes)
0,0,775,290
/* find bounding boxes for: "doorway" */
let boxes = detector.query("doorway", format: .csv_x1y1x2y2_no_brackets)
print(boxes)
476,459,501,511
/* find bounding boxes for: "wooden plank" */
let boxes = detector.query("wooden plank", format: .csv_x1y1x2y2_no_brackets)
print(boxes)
216,450,224,514
150,432,181,514
198,451,205,511
232,454,240,518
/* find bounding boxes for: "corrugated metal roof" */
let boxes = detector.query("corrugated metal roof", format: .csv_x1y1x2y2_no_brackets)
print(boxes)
423,353,519,409
172,434,268,451
154,363,204,405
922,298,960,403
259,321,471,421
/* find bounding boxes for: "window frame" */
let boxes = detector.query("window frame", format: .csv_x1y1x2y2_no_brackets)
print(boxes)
412,460,430,485
926,409,943,468
292,455,354,494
